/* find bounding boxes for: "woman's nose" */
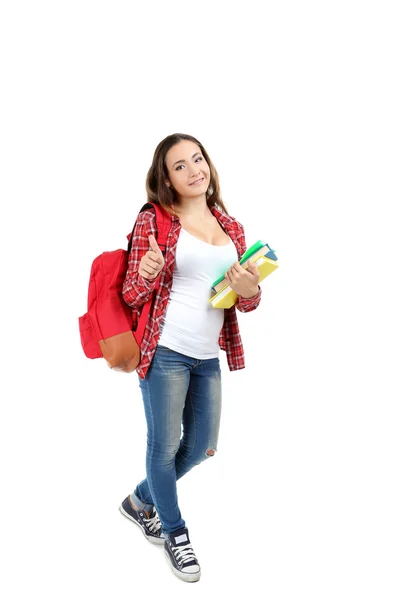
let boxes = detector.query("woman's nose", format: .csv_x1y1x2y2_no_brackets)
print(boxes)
189,166,201,177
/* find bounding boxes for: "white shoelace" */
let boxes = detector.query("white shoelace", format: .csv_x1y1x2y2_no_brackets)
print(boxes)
144,510,162,534
172,543,197,566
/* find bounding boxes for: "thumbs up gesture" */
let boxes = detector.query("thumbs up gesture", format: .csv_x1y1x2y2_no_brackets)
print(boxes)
138,235,165,280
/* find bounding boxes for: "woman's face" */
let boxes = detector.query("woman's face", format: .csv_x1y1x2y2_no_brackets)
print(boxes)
164,140,210,200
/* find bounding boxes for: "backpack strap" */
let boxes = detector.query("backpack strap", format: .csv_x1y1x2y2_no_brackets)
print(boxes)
129,202,173,347
127,202,171,256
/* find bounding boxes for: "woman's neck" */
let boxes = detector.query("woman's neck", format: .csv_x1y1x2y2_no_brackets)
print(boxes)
173,199,213,221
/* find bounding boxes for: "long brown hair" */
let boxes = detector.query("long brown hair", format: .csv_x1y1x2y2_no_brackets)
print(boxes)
145,133,229,217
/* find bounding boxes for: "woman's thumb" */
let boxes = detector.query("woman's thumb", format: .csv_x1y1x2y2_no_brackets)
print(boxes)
148,234,162,254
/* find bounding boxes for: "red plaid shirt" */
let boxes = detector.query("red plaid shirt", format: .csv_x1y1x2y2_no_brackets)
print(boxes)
122,205,262,379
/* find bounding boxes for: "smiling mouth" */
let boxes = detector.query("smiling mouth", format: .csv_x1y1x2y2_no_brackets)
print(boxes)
189,177,205,186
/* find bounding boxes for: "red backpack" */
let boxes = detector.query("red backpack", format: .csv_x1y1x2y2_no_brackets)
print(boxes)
79,202,172,373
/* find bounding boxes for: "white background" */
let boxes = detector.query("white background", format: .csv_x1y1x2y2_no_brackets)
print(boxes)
1,1,399,598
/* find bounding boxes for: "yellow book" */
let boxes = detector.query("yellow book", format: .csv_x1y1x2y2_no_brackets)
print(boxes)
209,255,278,309
212,244,271,294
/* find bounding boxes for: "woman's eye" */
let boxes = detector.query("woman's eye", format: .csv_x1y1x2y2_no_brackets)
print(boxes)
175,156,203,171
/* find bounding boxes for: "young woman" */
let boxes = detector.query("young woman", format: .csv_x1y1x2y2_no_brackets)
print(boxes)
119,133,262,583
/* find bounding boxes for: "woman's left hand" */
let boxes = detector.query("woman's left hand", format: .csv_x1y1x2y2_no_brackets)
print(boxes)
225,261,260,299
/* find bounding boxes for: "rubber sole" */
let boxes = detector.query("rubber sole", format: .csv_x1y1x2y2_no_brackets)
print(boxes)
164,549,201,583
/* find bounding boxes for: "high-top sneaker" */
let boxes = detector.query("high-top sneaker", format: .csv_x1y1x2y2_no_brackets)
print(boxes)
164,527,201,583
119,496,164,545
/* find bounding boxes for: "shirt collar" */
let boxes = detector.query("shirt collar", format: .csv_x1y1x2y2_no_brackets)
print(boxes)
210,206,239,233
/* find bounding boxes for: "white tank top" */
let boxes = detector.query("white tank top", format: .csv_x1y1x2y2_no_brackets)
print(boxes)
158,227,238,359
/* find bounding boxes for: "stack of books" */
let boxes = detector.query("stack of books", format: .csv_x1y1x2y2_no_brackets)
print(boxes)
209,240,278,309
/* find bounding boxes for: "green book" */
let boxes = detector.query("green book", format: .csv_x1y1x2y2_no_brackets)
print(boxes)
211,240,269,289
209,255,279,308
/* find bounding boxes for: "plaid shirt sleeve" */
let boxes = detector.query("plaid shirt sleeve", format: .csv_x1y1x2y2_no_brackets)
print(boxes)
236,286,262,312
122,209,162,309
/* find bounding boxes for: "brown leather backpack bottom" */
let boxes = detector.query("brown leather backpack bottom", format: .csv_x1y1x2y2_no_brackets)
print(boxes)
99,331,140,373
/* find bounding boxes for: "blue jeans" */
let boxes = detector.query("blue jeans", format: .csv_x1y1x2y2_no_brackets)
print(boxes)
134,344,222,534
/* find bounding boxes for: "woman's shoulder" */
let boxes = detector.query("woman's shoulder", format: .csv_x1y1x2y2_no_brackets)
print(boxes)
134,205,157,229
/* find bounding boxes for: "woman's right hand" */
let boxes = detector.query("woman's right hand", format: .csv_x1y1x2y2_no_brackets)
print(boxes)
138,234,165,279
